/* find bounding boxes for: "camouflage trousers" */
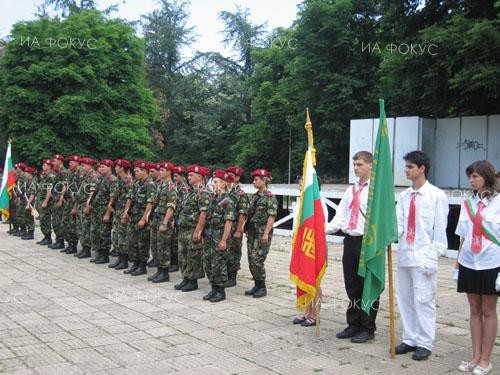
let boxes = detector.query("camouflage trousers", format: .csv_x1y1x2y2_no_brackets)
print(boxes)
112,208,128,255
91,205,112,252
76,204,92,248
51,199,64,239
203,227,229,287
178,226,204,280
127,214,150,263
63,200,78,246
151,215,174,268
149,216,159,262
37,199,52,236
10,198,20,227
227,235,243,274
172,226,179,263
246,226,273,281
17,202,35,231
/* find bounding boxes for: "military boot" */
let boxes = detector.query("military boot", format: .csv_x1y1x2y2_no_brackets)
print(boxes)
148,268,161,281
203,284,216,301
244,281,259,296
21,230,34,240
66,244,77,255
131,262,147,276
51,238,65,250
8,227,20,235
152,268,170,283
77,246,91,259
94,250,110,264
169,251,179,272
39,235,52,246
108,254,123,268
62,243,72,253
37,234,49,244
109,249,118,257
181,279,198,292
174,277,188,290
253,280,267,298
114,254,129,270
210,286,226,303
224,271,237,287
124,261,139,274
14,226,27,237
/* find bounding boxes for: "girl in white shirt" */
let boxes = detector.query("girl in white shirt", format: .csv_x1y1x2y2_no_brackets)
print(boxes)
455,160,499,375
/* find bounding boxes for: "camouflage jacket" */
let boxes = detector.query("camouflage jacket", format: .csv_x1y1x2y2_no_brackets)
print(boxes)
248,190,278,226
35,171,56,201
129,177,155,216
91,174,118,207
178,184,211,228
154,179,178,219
206,193,236,229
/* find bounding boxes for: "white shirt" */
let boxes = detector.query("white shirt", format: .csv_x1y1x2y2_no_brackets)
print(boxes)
396,181,449,268
326,180,369,237
456,193,500,270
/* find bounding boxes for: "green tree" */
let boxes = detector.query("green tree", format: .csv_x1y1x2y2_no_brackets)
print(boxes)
0,10,156,165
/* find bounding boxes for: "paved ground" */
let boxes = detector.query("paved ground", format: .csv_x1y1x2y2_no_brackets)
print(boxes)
0,226,498,374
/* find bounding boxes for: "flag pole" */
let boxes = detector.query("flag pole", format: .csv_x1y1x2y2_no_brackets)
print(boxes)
387,244,396,358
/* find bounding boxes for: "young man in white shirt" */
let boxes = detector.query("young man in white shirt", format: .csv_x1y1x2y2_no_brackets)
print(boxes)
326,151,377,343
395,151,449,361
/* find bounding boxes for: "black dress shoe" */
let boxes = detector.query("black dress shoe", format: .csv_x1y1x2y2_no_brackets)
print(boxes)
336,326,359,339
350,331,374,343
394,342,417,355
412,347,431,361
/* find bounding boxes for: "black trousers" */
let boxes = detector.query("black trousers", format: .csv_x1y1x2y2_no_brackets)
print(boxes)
342,234,379,334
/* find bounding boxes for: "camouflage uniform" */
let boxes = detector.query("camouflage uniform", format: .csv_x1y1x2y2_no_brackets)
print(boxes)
227,184,250,275
246,191,278,281
113,175,133,256
62,168,80,250
177,184,211,281
13,172,27,235
51,166,69,243
90,173,118,259
127,177,155,266
148,178,161,265
76,169,98,251
22,176,35,233
172,183,190,270
35,170,56,238
204,193,236,287
151,179,177,269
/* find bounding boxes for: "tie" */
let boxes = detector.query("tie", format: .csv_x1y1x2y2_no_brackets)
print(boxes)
471,201,485,253
406,192,418,244
348,182,367,229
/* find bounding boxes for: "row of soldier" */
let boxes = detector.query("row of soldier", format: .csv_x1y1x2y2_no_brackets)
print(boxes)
5,156,278,302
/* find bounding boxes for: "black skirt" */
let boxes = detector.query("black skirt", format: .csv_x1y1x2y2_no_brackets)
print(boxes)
457,264,500,296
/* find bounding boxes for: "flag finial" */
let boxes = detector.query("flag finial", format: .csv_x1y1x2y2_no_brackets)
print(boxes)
304,108,316,166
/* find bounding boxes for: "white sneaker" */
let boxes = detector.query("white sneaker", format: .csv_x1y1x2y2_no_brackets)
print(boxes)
458,361,476,372
472,363,492,375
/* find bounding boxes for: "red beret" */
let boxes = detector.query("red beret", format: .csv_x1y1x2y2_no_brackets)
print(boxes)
172,165,185,174
159,162,174,171
66,155,80,162
226,166,244,176
187,165,211,176
133,160,150,170
18,162,28,171
213,169,234,183
42,159,53,167
53,154,64,161
80,158,96,166
149,162,161,170
251,169,272,178
99,159,114,167
25,166,37,174
115,159,131,169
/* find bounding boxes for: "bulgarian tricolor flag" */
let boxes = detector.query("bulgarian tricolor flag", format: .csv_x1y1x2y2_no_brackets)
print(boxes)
290,143,327,311
0,141,15,220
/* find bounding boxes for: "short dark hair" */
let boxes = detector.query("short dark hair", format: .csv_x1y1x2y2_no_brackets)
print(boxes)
403,151,430,179
353,151,373,163
466,160,498,198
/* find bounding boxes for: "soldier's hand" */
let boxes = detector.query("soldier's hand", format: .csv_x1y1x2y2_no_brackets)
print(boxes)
107,204,115,213
71,207,77,216
103,214,110,223
25,205,30,211
218,240,227,251
41,202,48,209
121,212,128,225
260,233,269,245
138,218,146,229
83,205,91,216
56,200,63,209
233,230,242,239
192,230,202,242
159,223,168,233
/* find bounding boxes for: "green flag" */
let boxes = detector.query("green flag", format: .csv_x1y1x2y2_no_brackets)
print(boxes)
358,99,398,314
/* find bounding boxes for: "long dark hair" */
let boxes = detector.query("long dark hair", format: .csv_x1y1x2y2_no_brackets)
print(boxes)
465,160,498,199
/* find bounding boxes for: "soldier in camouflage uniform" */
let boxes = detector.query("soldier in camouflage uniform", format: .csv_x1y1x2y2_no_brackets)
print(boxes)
108,159,133,270
20,166,37,240
148,162,177,283
88,160,118,264
73,158,98,258
174,165,212,292
8,164,22,235
122,161,155,276
225,166,250,287
245,169,278,298
49,154,67,250
202,170,236,302
33,159,56,245
147,162,161,267
171,166,188,272
61,155,81,254
12,163,28,237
